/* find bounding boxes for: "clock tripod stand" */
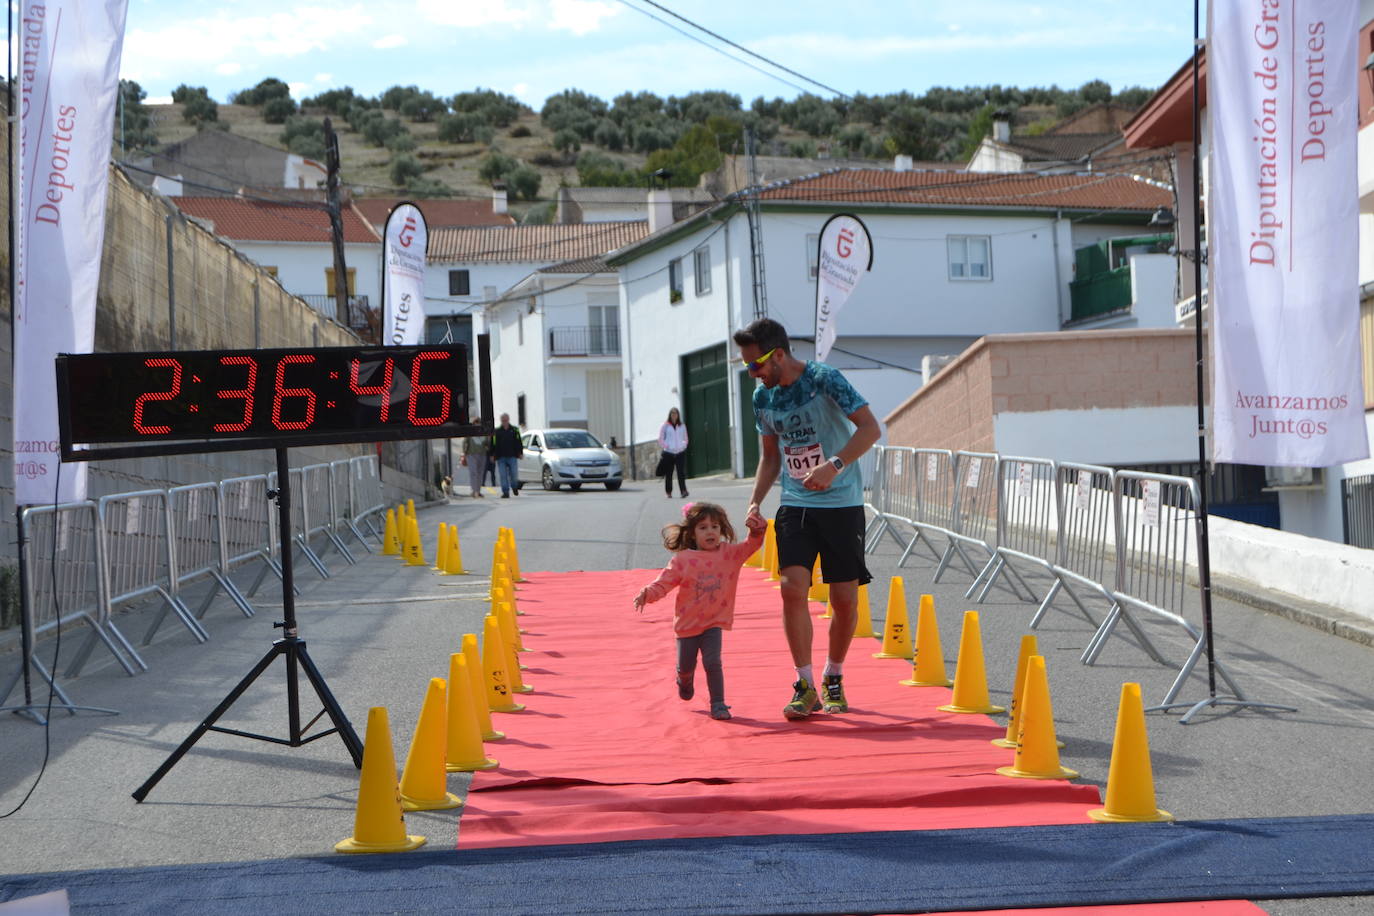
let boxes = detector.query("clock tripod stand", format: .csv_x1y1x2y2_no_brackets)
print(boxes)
133,446,362,801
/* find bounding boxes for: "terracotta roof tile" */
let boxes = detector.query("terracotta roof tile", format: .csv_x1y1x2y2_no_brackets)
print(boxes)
172,196,380,244
427,221,650,264
751,168,1170,212
353,197,516,229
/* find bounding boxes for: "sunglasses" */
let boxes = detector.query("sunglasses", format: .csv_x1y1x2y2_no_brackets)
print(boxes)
744,347,780,372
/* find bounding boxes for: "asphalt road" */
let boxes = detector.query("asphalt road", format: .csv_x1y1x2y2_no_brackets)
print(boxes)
1,474,1372,914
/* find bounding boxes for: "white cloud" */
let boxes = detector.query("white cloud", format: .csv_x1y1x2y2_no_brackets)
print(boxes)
288,81,311,98
123,5,373,68
215,62,242,76
548,0,619,36
315,73,333,83
416,0,532,28
372,34,407,49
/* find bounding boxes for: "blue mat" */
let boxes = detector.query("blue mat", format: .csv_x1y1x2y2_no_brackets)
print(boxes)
3,815,1373,915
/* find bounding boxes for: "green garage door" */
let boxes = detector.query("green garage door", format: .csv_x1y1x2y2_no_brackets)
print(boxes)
738,368,759,474
682,344,730,476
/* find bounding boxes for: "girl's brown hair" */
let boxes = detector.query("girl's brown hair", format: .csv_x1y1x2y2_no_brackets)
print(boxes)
661,501,736,551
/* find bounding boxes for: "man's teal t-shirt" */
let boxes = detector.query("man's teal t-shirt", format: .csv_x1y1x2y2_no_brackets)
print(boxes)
752,361,868,508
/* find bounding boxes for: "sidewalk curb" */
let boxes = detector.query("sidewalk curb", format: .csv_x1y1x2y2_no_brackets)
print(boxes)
1210,573,1374,648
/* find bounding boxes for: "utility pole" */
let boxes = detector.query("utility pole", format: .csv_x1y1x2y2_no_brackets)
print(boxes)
323,118,350,327
744,127,769,320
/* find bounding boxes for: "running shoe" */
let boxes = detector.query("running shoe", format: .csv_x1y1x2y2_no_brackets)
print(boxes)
783,678,821,720
677,672,694,701
821,674,848,713
710,702,732,720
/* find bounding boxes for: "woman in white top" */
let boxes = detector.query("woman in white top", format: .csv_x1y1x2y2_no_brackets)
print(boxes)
658,407,690,498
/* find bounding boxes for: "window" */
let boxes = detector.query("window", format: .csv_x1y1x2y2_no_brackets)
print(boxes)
325,267,356,296
805,233,819,280
669,258,683,304
588,304,618,355
693,246,711,295
947,235,992,280
448,269,470,296
517,394,526,427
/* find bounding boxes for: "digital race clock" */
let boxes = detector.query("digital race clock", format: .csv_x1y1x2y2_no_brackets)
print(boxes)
57,342,492,460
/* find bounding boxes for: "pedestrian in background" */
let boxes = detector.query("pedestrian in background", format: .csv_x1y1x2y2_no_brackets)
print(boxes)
461,419,490,498
658,407,690,498
491,413,524,498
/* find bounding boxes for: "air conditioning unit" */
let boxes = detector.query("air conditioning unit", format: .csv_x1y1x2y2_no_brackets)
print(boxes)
1263,466,1323,490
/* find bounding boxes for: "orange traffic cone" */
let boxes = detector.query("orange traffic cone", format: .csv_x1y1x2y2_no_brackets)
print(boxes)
446,654,499,772
996,656,1076,779
764,520,780,582
444,526,468,575
807,557,829,602
483,616,524,713
433,522,450,572
405,517,427,567
382,509,401,556
937,611,1005,714
901,594,952,687
994,635,1064,750
335,707,426,854
399,678,463,810
874,576,913,659
495,611,532,692
852,584,875,638
1088,683,1173,822
461,636,504,741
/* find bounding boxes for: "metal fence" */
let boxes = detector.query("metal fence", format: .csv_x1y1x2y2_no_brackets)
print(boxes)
861,444,1261,711
1342,473,1374,548
2,457,387,706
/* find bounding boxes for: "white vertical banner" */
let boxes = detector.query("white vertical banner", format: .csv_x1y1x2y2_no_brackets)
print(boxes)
382,202,428,346
1210,0,1367,466
13,0,129,504
813,213,872,363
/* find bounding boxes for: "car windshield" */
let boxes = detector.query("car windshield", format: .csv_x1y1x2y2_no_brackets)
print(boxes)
545,431,602,450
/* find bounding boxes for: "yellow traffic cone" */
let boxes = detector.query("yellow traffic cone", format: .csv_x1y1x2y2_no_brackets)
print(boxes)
496,599,528,654
433,522,449,572
446,654,499,772
444,526,468,575
820,594,833,619
461,637,504,741
399,678,463,811
335,707,426,854
997,656,1076,779
852,584,875,638
491,562,513,600
406,498,416,522
502,528,525,583
937,611,1005,714
765,520,780,582
901,593,952,687
874,576,913,659
405,517,428,567
495,611,533,691
994,635,1064,750
483,616,524,713
744,535,762,568
1088,683,1174,822
807,557,829,602
382,509,401,556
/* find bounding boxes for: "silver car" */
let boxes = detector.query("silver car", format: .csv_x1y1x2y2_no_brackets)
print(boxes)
518,428,623,491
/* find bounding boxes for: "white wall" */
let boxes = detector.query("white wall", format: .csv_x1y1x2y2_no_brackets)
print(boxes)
1279,412,1374,542
235,240,381,307
1128,254,1179,328
966,143,1024,173
993,405,1199,465
485,291,548,429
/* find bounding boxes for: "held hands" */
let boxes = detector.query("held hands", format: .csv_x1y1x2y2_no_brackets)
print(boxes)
744,513,766,534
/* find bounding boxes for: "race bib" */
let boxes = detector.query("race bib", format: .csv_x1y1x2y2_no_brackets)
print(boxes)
783,443,826,479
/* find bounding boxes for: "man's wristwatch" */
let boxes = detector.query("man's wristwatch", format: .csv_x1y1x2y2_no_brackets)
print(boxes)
829,455,845,472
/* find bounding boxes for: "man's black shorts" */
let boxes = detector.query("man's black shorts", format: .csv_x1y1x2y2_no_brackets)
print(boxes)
774,504,872,585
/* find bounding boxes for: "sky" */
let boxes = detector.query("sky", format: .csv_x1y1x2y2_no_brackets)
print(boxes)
120,0,1199,109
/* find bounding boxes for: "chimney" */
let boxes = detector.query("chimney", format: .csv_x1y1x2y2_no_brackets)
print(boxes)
648,188,674,233
492,182,508,215
992,109,1012,143
893,154,913,172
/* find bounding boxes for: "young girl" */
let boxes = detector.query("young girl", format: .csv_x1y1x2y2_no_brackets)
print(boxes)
634,502,766,720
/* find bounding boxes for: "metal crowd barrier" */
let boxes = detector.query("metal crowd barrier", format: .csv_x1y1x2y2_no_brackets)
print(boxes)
168,483,255,622
101,490,208,649
932,451,1002,585
304,462,356,567
1028,461,1120,631
270,467,330,579
331,459,371,554
220,474,287,598
966,455,1056,603
349,455,386,543
1086,471,1231,704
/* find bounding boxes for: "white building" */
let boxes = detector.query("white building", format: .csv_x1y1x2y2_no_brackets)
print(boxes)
171,195,381,330
606,170,1173,480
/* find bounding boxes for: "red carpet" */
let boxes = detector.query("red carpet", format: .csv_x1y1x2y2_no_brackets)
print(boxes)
459,568,1103,849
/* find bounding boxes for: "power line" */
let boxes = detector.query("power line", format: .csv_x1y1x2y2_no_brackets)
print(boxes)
628,0,851,100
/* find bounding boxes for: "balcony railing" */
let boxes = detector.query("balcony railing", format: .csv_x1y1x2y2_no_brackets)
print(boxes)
1069,267,1132,321
549,325,620,357
300,294,372,329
